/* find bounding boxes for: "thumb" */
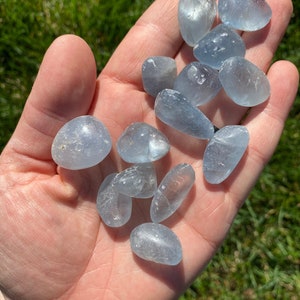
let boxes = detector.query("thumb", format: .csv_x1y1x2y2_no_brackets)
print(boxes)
4,35,97,164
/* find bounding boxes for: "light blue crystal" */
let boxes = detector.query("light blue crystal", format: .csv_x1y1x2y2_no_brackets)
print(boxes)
51,115,112,170
117,122,170,163
96,173,132,227
174,62,222,106
113,163,157,199
154,89,214,139
142,56,177,97
130,223,182,265
203,125,249,184
218,0,272,31
178,0,217,46
193,24,246,70
219,56,270,107
150,163,195,223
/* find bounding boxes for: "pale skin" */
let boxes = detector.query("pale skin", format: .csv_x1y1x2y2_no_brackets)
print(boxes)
0,0,299,299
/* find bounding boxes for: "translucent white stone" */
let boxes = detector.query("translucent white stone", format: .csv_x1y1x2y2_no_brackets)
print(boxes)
96,173,132,227
154,89,214,139
193,24,246,70
174,62,222,106
219,56,270,107
113,163,157,198
178,0,217,46
142,56,177,97
130,223,182,265
150,163,195,223
117,122,170,163
218,0,272,31
203,125,249,184
51,115,112,170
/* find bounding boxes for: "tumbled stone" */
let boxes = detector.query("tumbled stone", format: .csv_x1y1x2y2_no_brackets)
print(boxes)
51,115,112,170
178,0,217,46
130,223,182,265
150,163,195,223
218,0,272,31
193,24,246,70
96,173,132,227
142,56,177,97
117,122,170,163
174,62,222,106
203,125,249,184
154,89,214,139
113,163,157,199
219,56,270,107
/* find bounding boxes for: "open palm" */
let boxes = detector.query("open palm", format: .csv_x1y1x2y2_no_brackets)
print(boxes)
0,1,298,299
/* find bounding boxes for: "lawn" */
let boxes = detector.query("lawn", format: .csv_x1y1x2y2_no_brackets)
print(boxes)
0,0,299,299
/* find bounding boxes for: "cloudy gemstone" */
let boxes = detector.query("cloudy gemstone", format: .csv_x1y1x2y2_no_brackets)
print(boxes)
117,122,170,163
218,0,272,31
51,115,112,170
142,56,177,97
178,0,217,46
96,173,132,227
113,163,157,199
219,56,270,107
130,223,182,265
193,24,246,70
203,125,249,184
150,163,195,223
155,89,214,139
174,61,222,106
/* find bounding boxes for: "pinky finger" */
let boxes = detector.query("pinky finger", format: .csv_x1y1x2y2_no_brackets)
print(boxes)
233,60,298,201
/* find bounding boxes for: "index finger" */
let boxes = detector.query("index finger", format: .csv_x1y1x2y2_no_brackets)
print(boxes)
100,0,183,87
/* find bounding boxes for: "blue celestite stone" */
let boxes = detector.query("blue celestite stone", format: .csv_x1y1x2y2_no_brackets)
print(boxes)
154,89,214,139
96,173,132,227
219,56,270,107
51,115,112,170
174,62,222,106
193,24,246,70
113,163,157,199
130,223,182,265
150,163,195,223
142,56,177,97
218,0,272,31
117,122,170,163
178,0,217,46
203,125,249,184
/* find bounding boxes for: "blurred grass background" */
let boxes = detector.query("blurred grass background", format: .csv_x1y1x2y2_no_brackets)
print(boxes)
0,0,299,299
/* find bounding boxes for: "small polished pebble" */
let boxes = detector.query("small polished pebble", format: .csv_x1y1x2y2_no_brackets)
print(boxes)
174,62,222,106
130,223,182,265
219,56,270,107
203,125,249,184
96,173,132,227
117,122,170,163
193,24,246,70
178,0,217,46
218,0,272,31
51,115,112,170
113,163,157,199
155,89,214,139
142,56,177,97
150,163,195,223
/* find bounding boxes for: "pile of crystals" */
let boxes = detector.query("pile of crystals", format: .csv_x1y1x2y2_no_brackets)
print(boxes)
52,120,194,265
51,0,272,266
143,0,272,186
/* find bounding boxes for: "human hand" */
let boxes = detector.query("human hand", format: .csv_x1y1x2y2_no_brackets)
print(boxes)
0,0,298,299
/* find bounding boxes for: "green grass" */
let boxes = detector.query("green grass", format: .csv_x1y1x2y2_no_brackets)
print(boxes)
1,1,299,299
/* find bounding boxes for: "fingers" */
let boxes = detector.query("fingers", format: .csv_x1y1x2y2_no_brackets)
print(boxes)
100,0,182,87
231,60,299,203
6,35,97,164
243,0,294,71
